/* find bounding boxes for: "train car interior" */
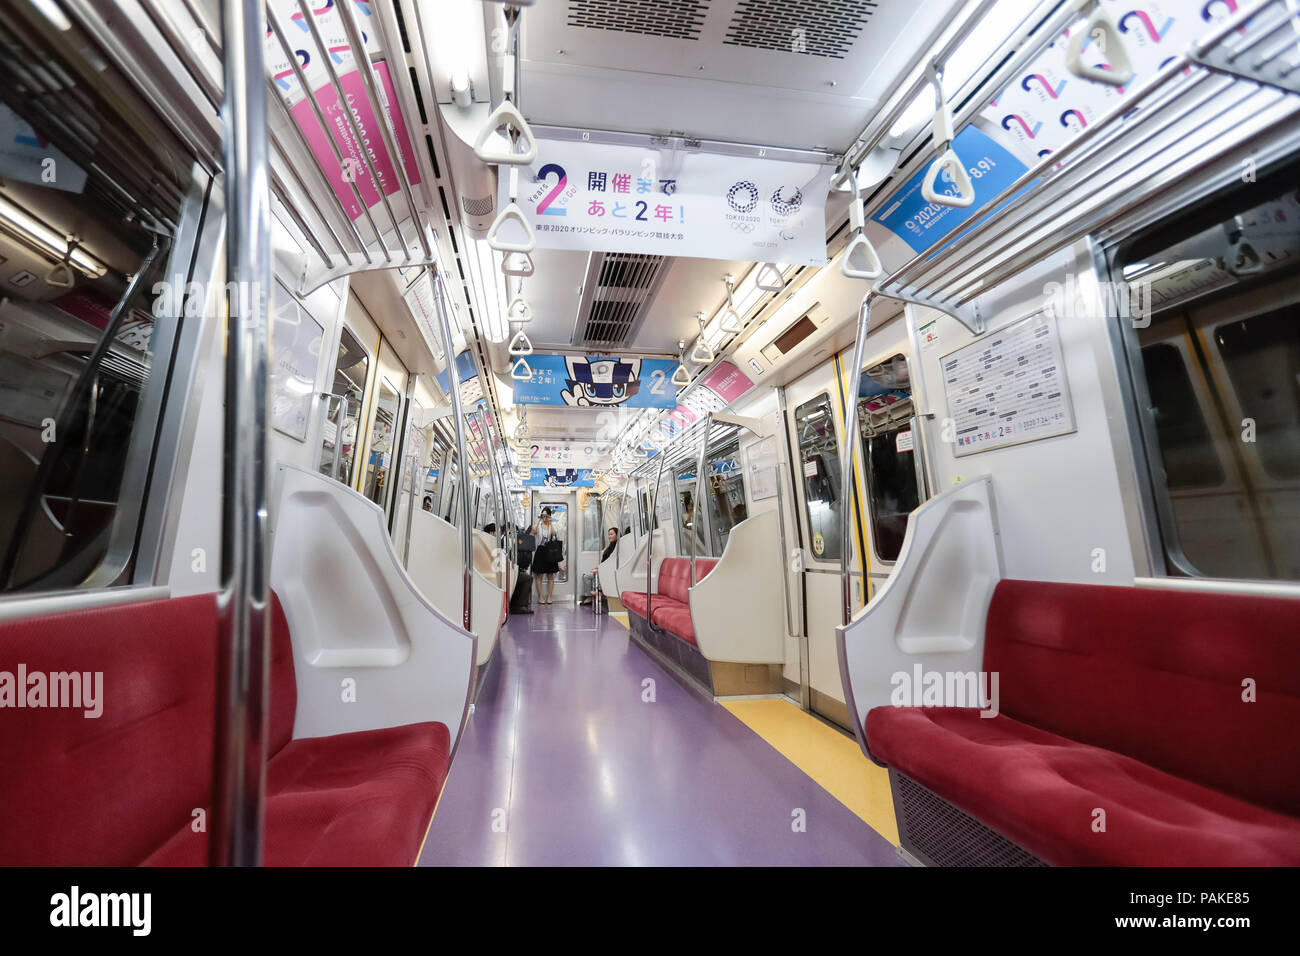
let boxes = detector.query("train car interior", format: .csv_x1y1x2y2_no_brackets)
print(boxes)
0,0,1297,892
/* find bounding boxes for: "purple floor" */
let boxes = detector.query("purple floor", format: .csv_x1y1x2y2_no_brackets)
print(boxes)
418,603,902,866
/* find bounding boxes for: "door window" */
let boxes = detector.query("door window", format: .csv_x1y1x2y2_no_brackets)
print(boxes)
858,354,921,562
794,394,842,561
319,327,368,486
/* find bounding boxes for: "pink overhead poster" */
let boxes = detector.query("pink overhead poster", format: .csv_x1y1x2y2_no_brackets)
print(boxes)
289,61,422,221
700,361,754,404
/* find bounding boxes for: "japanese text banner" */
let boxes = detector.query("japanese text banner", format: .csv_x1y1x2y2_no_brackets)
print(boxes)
499,136,833,265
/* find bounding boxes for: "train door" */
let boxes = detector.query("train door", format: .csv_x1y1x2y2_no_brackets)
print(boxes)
854,353,925,588
532,494,573,605
317,323,370,486
783,368,856,727
576,490,602,603
360,345,408,520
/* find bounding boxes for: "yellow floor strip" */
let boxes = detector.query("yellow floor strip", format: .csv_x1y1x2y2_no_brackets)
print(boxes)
722,698,898,846
609,611,629,629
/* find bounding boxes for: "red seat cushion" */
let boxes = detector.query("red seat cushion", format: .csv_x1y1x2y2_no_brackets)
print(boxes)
1,590,450,866
867,706,1300,866
0,594,221,866
986,580,1300,816
650,598,697,645
656,557,717,606
621,590,648,618
142,721,451,866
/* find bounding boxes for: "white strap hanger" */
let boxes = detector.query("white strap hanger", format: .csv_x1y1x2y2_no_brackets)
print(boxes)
920,63,976,210
719,278,743,333
1065,0,1134,87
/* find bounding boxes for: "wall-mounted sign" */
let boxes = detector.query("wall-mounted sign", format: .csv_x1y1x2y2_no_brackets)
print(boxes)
512,355,679,409
941,311,1076,457
402,271,445,360
499,135,833,265
871,125,1031,256
699,360,755,404
525,468,595,488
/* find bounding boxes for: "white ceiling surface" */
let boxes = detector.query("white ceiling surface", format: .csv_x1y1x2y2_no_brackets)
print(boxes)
353,0,970,452
521,0,967,151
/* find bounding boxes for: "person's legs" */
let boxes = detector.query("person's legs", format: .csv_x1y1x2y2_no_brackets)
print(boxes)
535,573,544,603
546,575,555,604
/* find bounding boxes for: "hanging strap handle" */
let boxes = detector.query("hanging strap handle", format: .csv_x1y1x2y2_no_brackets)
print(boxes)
1065,0,1134,87
719,279,743,333
755,262,785,292
689,313,715,364
841,186,883,280
508,327,533,355
920,65,975,209
502,250,535,277
511,356,534,380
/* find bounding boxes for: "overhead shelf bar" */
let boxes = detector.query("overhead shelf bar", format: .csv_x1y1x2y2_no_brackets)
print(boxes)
876,0,1300,330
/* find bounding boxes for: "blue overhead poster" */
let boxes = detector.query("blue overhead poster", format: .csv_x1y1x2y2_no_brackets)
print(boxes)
871,125,1032,256
513,355,679,408
435,349,477,392
525,468,595,487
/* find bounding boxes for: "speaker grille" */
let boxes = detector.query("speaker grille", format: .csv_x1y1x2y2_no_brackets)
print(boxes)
724,0,879,60
462,194,494,217
567,0,709,40
892,771,1049,867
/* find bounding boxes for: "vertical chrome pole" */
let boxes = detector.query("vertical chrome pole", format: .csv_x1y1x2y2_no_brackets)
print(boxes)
402,452,419,568
212,0,271,868
840,294,873,628
646,448,667,618
690,415,711,586
431,269,473,632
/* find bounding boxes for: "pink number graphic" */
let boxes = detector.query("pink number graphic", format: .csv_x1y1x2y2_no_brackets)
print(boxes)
536,164,568,217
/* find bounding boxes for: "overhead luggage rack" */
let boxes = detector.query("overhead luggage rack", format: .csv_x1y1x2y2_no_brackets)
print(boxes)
874,0,1300,331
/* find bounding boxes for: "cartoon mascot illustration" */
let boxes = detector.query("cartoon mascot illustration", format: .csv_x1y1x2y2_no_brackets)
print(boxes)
561,356,641,407
544,469,580,487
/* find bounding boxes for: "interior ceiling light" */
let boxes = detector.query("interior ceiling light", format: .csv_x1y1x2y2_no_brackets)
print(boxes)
472,238,508,343
0,195,108,278
888,0,1044,139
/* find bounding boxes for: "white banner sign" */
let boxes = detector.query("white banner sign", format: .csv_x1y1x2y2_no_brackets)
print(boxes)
523,439,614,469
498,136,833,265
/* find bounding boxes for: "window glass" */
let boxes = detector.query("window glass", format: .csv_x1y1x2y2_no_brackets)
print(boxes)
1214,308,1300,481
1120,181,1300,580
705,441,746,554
794,393,842,561
319,327,368,485
0,283,166,591
1139,343,1225,489
675,466,706,555
581,493,601,551
858,354,921,562
363,379,400,510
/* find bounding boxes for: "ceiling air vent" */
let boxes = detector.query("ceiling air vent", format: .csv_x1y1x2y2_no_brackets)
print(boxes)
566,0,709,40
724,0,878,59
571,252,670,347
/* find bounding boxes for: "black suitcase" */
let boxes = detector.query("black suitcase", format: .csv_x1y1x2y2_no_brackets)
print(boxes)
510,570,534,614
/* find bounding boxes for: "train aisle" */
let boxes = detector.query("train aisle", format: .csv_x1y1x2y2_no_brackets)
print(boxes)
419,604,901,866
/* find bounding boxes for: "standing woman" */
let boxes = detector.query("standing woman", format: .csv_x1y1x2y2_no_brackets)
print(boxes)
530,508,561,605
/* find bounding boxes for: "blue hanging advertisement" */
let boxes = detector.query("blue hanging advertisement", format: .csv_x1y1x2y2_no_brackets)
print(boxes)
435,349,477,392
513,355,679,409
525,468,596,488
870,125,1031,256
